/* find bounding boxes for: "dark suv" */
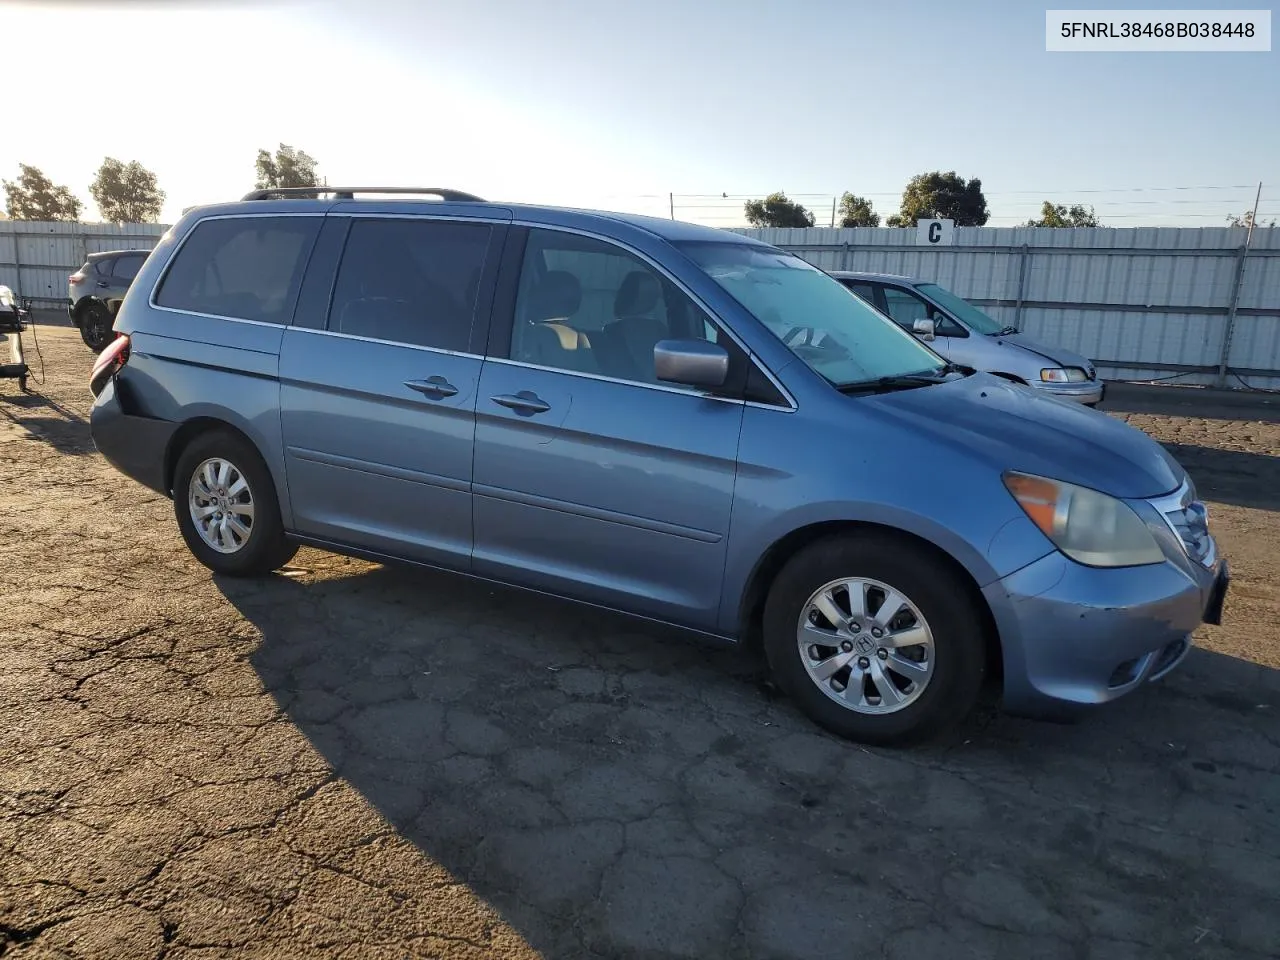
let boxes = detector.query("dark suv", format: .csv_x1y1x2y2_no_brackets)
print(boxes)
68,249,151,351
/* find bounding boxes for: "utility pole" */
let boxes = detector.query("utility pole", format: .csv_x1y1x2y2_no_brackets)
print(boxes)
669,192,674,220
1217,181,1263,387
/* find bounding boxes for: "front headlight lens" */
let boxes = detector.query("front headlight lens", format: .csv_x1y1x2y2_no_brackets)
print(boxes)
1004,472,1164,567
0,286,13,307
1041,367,1087,383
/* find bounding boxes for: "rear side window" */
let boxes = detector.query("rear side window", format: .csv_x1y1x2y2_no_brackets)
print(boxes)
327,218,491,351
156,216,320,324
111,254,145,282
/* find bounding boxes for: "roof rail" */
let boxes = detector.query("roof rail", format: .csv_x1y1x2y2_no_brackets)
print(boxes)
240,186,486,202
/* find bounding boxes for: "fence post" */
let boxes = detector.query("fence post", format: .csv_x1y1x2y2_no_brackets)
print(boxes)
1014,243,1029,331
842,242,852,271
1216,244,1249,388
11,231,21,301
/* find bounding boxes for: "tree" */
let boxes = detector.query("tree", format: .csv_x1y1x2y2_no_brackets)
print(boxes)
2,164,82,221
743,192,815,228
1026,201,1101,228
89,158,165,223
255,144,320,190
837,192,880,228
885,171,989,227
1227,210,1276,229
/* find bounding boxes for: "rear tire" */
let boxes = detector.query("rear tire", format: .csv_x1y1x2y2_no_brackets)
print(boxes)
172,429,297,577
762,532,987,746
79,302,113,353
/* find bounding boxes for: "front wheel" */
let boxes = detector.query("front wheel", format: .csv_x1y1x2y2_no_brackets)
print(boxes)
762,533,987,745
172,430,297,576
79,302,114,352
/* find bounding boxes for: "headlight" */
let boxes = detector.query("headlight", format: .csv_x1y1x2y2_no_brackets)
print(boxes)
0,287,13,307
1040,367,1087,383
1004,472,1164,567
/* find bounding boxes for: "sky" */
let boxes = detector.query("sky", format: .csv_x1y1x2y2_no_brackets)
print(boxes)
0,0,1276,227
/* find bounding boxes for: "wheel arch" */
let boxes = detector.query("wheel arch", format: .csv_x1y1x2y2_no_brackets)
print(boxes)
736,520,1003,685
164,417,268,499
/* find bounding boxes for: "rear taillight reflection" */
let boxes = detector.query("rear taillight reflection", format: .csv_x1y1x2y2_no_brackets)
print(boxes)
90,333,130,397
69,272,85,284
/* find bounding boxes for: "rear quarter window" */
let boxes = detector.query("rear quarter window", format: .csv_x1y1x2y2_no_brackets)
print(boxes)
155,216,320,324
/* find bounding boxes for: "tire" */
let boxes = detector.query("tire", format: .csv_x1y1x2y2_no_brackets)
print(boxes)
172,429,297,576
79,302,114,353
762,532,987,746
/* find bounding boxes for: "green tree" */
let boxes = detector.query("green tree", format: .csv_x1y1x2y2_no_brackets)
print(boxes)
886,171,989,227
1227,210,1276,229
89,157,165,223
837,192,880,227
743,192,815,228
255,144,320,190
2,164,82,221
1026,201,1100,228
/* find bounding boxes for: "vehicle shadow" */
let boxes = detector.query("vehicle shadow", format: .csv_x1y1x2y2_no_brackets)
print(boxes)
223,557,1280,959
1162,443,1280,512
0,387,93,456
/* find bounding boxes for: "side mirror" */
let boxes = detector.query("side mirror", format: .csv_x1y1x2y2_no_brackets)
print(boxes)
912,318,936,341
654,338,729,388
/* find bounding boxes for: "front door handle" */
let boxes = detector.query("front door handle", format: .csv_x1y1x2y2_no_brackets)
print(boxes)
490,391,551,415
404,376,458,399
96,280,110,288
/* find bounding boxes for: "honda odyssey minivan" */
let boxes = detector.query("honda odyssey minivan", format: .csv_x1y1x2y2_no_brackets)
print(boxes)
88,187,1228,745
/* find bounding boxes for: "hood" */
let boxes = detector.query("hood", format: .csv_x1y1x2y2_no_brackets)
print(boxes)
865,373,1182,499
994,332,1095,377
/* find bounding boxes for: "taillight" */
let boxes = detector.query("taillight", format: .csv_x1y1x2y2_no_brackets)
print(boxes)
70,272,85,284
90,333,130,397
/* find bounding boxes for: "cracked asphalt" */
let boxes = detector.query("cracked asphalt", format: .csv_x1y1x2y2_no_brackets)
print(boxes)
3,322,1279,959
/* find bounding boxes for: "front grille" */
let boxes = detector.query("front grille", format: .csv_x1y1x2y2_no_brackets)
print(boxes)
1152,481,1214,566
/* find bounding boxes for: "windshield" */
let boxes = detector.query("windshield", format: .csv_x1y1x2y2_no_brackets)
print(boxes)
915,282,1006,335
676,242,945,387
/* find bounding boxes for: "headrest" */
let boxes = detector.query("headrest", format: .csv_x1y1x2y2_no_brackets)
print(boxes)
614,271,661,317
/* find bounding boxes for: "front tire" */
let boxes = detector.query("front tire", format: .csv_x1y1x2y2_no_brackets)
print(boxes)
763,533,987,746
172,430,297,576
78,302,114,352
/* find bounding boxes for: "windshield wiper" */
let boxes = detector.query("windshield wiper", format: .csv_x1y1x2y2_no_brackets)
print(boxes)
835,366,956,394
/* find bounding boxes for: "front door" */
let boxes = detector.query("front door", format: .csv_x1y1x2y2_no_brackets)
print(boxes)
471,227,744,630
279,215,502,568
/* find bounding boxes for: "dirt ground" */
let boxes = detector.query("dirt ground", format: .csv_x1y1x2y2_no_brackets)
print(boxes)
2,322,1278,960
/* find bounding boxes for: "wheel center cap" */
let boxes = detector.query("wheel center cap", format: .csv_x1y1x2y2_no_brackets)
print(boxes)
854,635,875,654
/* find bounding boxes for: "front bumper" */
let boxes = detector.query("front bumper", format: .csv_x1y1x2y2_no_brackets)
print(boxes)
986,544,1226,718
90,377,178,496
1031,378,1105,405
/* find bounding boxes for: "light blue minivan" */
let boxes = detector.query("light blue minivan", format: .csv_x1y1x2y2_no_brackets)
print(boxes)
89,187,1228,744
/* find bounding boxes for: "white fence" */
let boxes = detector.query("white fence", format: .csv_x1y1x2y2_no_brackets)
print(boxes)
0,220,169,309
736,225,1280,389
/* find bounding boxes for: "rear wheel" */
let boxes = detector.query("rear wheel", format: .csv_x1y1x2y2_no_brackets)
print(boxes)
78,302,113,352
762,533,987,745
172,430,296,576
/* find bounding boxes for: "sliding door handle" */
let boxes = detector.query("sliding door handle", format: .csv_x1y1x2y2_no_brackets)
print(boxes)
405,376,459,399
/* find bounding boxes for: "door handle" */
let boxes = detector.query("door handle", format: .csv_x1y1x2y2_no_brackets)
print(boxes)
404,376,458,399
490,391,551,415
96,280,110,288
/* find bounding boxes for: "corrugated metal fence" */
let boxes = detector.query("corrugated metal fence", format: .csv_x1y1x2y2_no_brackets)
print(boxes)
0,220,169,309
735,225,1280,389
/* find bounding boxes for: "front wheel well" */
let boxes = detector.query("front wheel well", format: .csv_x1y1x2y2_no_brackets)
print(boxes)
163,418,259,497
738,521,1002,683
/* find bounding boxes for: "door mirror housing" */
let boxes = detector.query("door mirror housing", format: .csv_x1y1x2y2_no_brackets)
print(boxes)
912,318,936,341
654,339,729,388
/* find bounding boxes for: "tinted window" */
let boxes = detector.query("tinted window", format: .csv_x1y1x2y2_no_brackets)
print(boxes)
882,286,932,328
510,229,716,384
843,281,878,306
328,218,490,351
156,217,320,324
111,254,145,282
